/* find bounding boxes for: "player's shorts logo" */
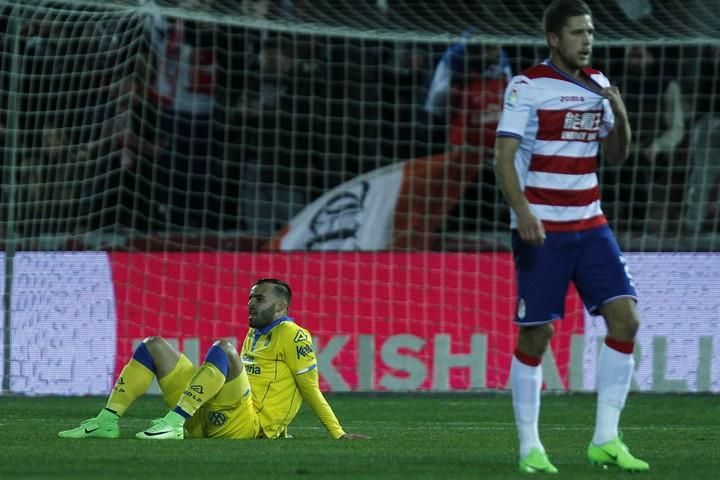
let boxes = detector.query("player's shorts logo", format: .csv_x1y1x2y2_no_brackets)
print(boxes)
517,298,526,319
208,411,227,426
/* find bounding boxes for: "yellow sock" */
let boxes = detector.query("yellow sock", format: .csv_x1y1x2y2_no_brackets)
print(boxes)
176,363,226,416
106,359,155,416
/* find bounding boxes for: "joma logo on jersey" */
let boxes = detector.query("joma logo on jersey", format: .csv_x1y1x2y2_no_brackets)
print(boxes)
296,344,314,359
245,364,261,375
560,95,585,102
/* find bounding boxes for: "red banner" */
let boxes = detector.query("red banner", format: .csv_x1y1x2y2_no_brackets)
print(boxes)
111,252,584,390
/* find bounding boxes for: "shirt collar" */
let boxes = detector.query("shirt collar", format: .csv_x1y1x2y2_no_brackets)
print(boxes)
545,58,601,93
254,316,293,336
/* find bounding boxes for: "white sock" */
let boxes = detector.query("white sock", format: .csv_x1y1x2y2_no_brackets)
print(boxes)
592,341,634,445
511,355,544,458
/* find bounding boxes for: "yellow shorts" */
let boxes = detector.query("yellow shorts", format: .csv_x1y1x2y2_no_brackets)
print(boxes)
158,354,260,439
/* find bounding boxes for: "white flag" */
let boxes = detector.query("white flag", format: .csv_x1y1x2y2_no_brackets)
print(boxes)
267,150,478,251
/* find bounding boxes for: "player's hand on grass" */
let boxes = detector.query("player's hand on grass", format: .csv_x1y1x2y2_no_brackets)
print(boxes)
339,433,371,440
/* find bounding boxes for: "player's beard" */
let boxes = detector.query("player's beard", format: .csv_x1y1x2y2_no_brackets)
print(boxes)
250,304,276,329
556,47,590,72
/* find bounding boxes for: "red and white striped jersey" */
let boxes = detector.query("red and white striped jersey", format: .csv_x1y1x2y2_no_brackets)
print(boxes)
496,60,615,232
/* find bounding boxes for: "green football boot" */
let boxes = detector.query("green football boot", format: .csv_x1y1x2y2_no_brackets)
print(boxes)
58,410,120,439
135,414,184,440
588,436,650,472
518,448,559,474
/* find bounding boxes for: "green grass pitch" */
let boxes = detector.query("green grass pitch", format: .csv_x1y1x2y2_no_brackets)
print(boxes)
1,393,718,479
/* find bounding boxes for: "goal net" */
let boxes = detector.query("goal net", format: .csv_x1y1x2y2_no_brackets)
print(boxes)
1,0,719,395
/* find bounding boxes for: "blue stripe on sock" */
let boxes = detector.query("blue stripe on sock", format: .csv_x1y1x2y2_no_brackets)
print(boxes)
132,342,156,373
203,345,229,377
173,406,191,418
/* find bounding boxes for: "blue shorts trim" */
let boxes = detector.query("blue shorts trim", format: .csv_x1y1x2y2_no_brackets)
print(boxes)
512,225,637,325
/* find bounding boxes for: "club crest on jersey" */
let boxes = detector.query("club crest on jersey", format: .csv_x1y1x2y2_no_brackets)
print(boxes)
294,331,308,343
517,298,526,319
208,411,227,426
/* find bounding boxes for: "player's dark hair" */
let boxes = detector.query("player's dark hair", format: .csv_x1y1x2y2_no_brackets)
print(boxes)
543,0,592,35
253,278,292,304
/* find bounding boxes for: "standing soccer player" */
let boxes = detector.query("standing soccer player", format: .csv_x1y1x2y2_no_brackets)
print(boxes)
59,278,368,441
494,0,649,474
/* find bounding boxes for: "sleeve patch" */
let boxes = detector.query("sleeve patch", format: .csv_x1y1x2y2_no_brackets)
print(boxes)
505,87,519,108
294,330,308,343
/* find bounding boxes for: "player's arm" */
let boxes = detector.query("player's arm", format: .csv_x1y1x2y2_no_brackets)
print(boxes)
600,86,632,164
494,136,545,245
293,368,367,439
288,330,369,440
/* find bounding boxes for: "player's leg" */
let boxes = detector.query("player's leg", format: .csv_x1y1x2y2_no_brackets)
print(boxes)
58,336,182,439
514,324,558,474
586,298,648,471
136,339,251,440
197,353,258,439
511,231,574,474
573,226,649,472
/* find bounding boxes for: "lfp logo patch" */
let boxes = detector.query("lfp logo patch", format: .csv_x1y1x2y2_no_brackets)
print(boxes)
506,87,519,109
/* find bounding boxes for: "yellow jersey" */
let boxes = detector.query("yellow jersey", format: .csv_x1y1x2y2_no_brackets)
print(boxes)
240,317,345,439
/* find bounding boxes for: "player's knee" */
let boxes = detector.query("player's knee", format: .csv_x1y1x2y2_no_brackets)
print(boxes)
609,313,640,341
530,323,554,342
603,299,640,341
623,313,640,337
142,336,165,348
211,339,243,379
517,323,554,357
212,339,239,358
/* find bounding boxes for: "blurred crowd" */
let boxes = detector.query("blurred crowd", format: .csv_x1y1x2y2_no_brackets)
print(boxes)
0,0,718,247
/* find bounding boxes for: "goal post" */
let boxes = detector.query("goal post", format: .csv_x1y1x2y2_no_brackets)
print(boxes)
1,0,719,395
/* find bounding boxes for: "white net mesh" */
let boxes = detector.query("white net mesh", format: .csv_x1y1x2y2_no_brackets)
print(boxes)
1,0,719,394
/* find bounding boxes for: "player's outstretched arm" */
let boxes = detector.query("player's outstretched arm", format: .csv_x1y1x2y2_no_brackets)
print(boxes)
294,368,370,439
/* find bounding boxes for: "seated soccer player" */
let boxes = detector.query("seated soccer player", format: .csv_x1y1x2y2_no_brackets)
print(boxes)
59,278,368,440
